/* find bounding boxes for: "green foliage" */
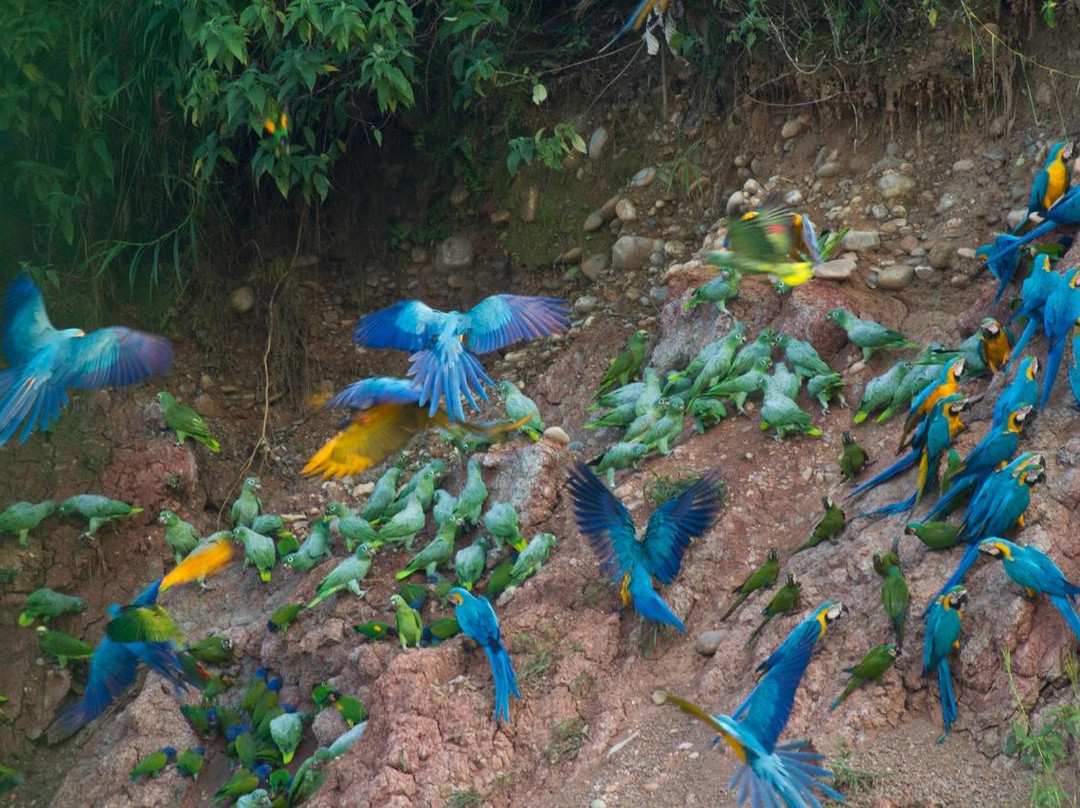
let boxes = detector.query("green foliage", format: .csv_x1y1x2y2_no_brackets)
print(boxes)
830,741,886,796
543,717,588,764
506,124,586,177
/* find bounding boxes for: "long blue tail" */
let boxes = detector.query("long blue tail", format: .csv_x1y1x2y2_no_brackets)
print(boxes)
857,490,916,522
1050,594,1080,645
1005,318,1042,373
845,450,918,500
1041,335,1068,411
729,740,846,807
631,582,687,633
409,346,493,423
922,475,978,522
482,643,521,723
936,660,957,743
926,543,980,616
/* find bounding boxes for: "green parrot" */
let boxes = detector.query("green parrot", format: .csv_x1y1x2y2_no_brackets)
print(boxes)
454,535,490,591
230,477,263,528
720,548,780,620
58,494,143,537
707,208,813,285
157,391,219,451
827,308,920,362
425,616,462,642
18,587,86,627
596,329,648,396
839,430,868,481
641,398,686,455
267,603,304,634
36,626,93,668
684,267,741,315
282,518,334,572
591,442,649,488
484,501,526,553
0,500,56,546
268,768,291,796
853,360,911,423
287,756,326,805
107,603,182,644
586,400,639,430
396,522,456,580
904,521,962,550
331,693,368,727
270,712,304,765
621,397,668,444
383,463,441,521
689,397,727,433
939,448,963,495
875,360,941,423
675,326,746,391
631,368,664,416
760,387,822,439
590,374,648,412
176,747,205,779
772,333,832,378
746,573,802,645
235,788,272,808
307,545,373,609
398,582,428,609
829,643,899,709
187,634,233,665
277,534,300,557
215,768,262,804
251,513,292,540
498,380,544,440
374,494,426,551
390,594,422,651
158,510,200,564
131,747,176,780
450,458,488,527
873,547,901,577
235,526,277,582
324,502,376,552
431,489,457,528
312,683,336,708
807,371,845,411
360,466,403,523
0,763,22,794
727,331,775,378
764,362,801,399
354,621,394,641
793,497,845,554
880,562,909,649
509,532,557,587
484,556,515,600
181,703,213,737
706,357,771,413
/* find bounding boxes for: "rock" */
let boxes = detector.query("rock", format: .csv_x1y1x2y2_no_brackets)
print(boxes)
410,247,428,264
581,253,607,281
230,286,255,314
489,210,511,227
1007,209,1029,231
742,178,762,196
726,190,746,217
914,264,936,280
780,118,804,139
871,204,889,220
449,183,469,209
573,295,598,314
816,161,843,179
560,247,583,264
629,166,657,187
434,235,474,272
695,630,723,656
615,198,638,222
936,193,956,214
928,241,956,270
612,236,659,272
588,127,609,160
898,234,920,253
953,158,975,172
771,282,854,360
877,265,915,290
842,230,881,251
521,185,539,222
783,189,804,206
583,211,604,232
599,195,620,221
813,257,856,281
649,286,667,305
542,426,570,446
664,240,687,259
990,115,1007,137
878,171,916,199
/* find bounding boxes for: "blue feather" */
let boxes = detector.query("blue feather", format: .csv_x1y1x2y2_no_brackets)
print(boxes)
1050,594,1080,645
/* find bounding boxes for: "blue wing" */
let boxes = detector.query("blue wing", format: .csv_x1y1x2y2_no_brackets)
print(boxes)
50,637,139,738
65,327,173,390
640,474,721,584
566,463,638,582
326,377,425,410
0,356,71,445
2,273,55,366
800,217,822,264
353,300,445,352
738,626,816,752
407,336,493,422
464,295,570,354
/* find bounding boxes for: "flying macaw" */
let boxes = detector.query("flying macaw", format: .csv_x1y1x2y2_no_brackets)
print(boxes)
924,585,967,742
898,357,964,454
567,463,721,633
979,538,1080,643
1039,267,1080,410
993,356,1040,428
743,601,847,690
0,272,173,447
657,601,846,807
709,208,814,287
353,295,569,423
302,377,530,479
922,404,1032,522
448,587,521,723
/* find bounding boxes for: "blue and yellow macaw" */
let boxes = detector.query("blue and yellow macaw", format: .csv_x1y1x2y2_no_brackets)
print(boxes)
567,463,721,633
1069,335,1080,409
301,377,531,479
979,538,1080,644
859,394,967,520
986,182,1080,269
974,234,1023,305
1039,267,1080,410
1006,255,1060,369
922,404,1032,522
744,601,847,689
923,319,1012,376
658,601,846,807
923,585,967,743
353,295,569,423
598,0,671,52
897,357,964,454
0,272,173,447
1021,140,1073,227
993,356,1040,428
448,587,520,723
934,452,1045,600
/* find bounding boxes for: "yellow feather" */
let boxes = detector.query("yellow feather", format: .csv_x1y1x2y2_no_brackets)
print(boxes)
161,535,233,592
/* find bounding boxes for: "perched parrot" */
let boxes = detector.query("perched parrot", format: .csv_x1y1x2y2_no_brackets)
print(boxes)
875,359,941,424
596,329,649,398
839,430,868,481
685,268,741,316
806,370,845,411
454,534,490,591
689,396,727,432
18,587,85,627
771,332,830,378
720,548,780,621
0,272,172,447
360,466,403,523
308,545,373,609
759,383,821,439
979,538,1080,643
498,380,544,440
157,391,219,452
974,233,1023,306
267,603,304,633
215,764,271,804
591,441,649,487
830,643,899,710
321,502,375,554
706,356,771,413
176,746,205,778
1039,267,1080,410
924,585,967,742
423,616,463,646
793,497,845,553
746,573,801,646
656,604,845,807
764,363,801,400
354,295,570,423
448,586,521,723
390,594,422,651
1006,254,1060,369
235,789,271,808
234,526,277,583
923,320,1011,376
568,463,721,633
230,477,262,528
391,460,444,514
451,458,488,527
993,356,1040,428
250,513,291,541
727,331,775,379
827,307,919,362
185,634,233,665
37,626,94,668
905,520,962,550
897,357,964,454
330,692,368,727
853,360,911,423
484,557,515,601
58,494,143,538
509,532,557,587
373,494,426,552
282,518,334,573
982,184,1080,270
0,499,56,546
708,207,814,286
483,501,526,553
158,510,200,564
877,550,909,648
131,746,177,780
1019,140,1073,227
672,325,746,393
396,522,456,580
270,711,304,764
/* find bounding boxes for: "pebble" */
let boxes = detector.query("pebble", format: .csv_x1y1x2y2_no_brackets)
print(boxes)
695,630,722,655
871,204,889,220
591,800,607,808
612,236,659,272
231,286,255,314
599,196,619,221
574,296,599,314
898,234,919,253
664,240,686,258
582,253,607,280
630,166,657,187
543,426,570,446
521,186,539,222
878,171,916,199
734,154,748,167
952,158,975,172
742,178,762,195
435,235,474,272
842,230,881,251
584,212,605,232
588,127,609,160
781,118,805,139
812,257,856,281
1007,209,1029,230
914,265,936,280
410,247,428,263
649,287,667,305
816,161,843,179
936,193,955,214
561,247,583,264
449,183,469,209
199,373,214,389
783,189,804,205
928,241,955,269
615,198,638,222
726,190,746,216
877,265,915,290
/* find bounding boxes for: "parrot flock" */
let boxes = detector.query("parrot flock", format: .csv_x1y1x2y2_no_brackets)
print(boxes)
1,137,1080,807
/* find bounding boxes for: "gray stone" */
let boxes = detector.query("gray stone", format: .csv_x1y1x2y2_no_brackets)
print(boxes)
871,204,889,220
599,195,619,221
560,246,583,264
878,171,916,199
449,183,469,209
928,241,955,269
1007,209,1029,230
898,234,919,253
521,185,538,222
573,295,599,314
781,118,805,139
615,198,638,222
542,426,570,446
812,257,856,281
952,158,975,172
630,166,657,187
231,286,255,314
664,240,687,259
611,235,655,271
734,154,749,168
588,127,609,160
915,264,936,280
584,211,605,232
936,193,956,214
877,264,914,290
842,230,881,251
695,630,723,656
649,286,667,305
581,253,607,280
816,161,843,179
742,178,762,195
783,189,804,206
435,235,474,272
489,210,511,227
726,190,746,217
